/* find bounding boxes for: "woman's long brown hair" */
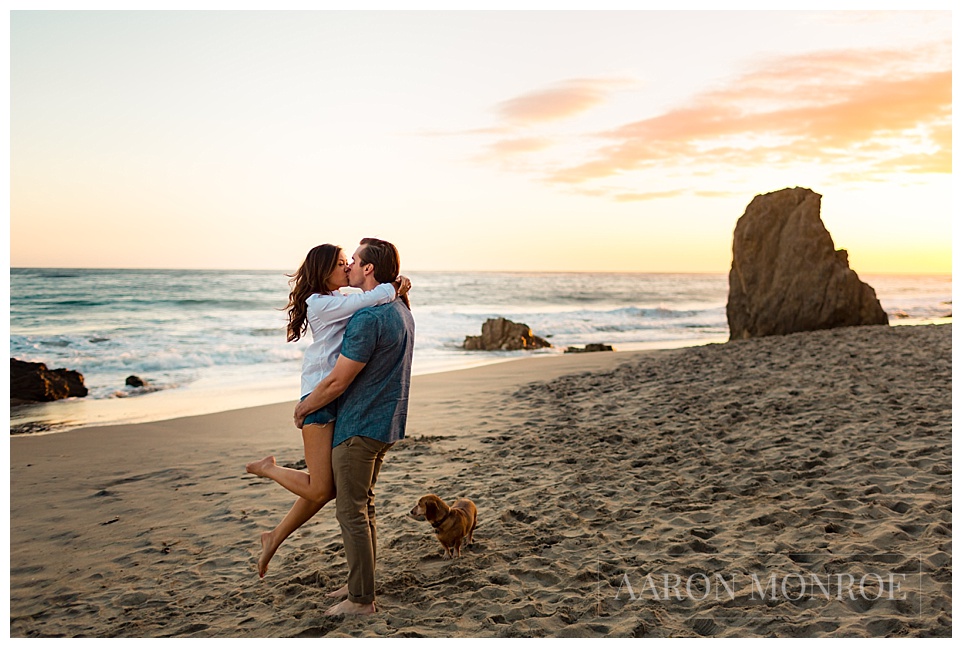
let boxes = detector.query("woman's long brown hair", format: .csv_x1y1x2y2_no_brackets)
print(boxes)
285,244,342,342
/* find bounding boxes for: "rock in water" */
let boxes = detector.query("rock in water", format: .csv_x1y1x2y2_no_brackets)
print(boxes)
125,375,147,388
564,343,614,353
726,187,888,340
10,358,89,403
463,318,552,351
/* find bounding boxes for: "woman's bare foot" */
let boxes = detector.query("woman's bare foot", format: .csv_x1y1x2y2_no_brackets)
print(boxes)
257,531,279,578
324,599,375,616
326,584,349,599
246,456,276,477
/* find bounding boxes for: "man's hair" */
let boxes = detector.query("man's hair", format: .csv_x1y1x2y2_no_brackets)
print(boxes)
358,237,410,309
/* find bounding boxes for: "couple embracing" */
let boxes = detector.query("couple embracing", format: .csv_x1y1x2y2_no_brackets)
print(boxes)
246,237,414,616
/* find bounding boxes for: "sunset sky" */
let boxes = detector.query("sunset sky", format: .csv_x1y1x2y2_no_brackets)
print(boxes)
8,9,953,273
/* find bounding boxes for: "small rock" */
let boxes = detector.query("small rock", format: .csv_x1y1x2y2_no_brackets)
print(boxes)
125,375,147,388
564,343,614,353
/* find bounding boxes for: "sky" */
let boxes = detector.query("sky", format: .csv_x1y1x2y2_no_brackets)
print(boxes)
7,7,954,274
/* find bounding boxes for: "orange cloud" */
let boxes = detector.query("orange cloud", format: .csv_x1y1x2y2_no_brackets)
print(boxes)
694,190,742,198
614,190,687,202
487,137,554,156
495,78,628,124
549,45,951,185
417,126,512,138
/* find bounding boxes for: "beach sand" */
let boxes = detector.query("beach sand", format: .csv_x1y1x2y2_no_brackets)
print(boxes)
9,324,951,637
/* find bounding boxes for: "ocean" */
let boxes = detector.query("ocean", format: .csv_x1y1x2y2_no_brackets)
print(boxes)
8,269,951,434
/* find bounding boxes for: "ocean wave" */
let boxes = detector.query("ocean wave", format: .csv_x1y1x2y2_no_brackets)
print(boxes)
40,299,110,308
19,297,279,311
250,328,285,337
612,305,711,319
11,270,82,279
39,339,73,347
11,334,302,378
106,379,180,398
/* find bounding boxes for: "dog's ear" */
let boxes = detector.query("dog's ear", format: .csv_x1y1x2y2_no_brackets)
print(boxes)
424,498,438,519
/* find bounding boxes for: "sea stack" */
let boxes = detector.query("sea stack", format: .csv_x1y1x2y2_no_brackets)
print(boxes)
726,187,888,340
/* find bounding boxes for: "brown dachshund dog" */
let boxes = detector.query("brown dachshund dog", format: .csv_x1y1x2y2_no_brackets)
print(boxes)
409,494,478,558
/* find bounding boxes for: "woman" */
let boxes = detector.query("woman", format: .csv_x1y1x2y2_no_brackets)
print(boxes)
245,243,410,577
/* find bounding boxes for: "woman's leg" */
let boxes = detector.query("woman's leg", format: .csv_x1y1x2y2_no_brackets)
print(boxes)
257,496,324,578
248,423,336,577
246,423,336,502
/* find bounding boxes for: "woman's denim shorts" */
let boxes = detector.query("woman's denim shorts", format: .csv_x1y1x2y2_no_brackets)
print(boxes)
300,395,337,427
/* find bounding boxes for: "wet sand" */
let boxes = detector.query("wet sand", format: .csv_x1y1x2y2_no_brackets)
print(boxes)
9,324,951,637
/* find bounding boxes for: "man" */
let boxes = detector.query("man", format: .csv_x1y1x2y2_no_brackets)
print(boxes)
294,237,414,616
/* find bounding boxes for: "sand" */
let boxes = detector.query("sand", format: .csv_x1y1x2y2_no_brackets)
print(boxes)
8,323,951,637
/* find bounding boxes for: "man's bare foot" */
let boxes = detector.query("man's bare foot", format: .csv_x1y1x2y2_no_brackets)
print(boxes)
257,531,278,578
326,584,349,599
324,599,375,616
246,456,276,477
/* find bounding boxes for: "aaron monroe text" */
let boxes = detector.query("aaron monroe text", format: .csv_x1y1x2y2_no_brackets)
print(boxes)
615,571,910,602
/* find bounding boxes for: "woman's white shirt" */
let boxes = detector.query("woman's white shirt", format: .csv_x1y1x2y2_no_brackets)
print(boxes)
300,283,397,397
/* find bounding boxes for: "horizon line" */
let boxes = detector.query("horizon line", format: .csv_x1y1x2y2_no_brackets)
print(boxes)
7,266,952,277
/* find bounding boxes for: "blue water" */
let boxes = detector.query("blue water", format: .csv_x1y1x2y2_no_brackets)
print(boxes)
8,269,951,433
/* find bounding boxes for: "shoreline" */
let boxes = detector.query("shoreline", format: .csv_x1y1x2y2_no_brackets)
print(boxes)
9,335,732,437
9,318,947,437
10,322,950,637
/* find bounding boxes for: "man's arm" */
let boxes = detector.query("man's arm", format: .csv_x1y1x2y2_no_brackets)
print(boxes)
294,355,366,428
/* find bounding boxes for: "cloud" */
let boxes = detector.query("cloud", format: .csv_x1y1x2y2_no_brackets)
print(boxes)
613,190,688,202
487,137,554,156
694,190,742,199
416,126,512,138
495,78,629,125
463,77,633,167
549,45,951,185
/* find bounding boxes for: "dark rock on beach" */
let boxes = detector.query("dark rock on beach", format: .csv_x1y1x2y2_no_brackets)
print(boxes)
726,187,888,340
115,375,163,398
10,358,88,404
463,317,552,351
564,343,614,353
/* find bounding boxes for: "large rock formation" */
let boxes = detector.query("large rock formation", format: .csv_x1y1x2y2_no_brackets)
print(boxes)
10,358,89,404
727,187,888,340
463,318,552,351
